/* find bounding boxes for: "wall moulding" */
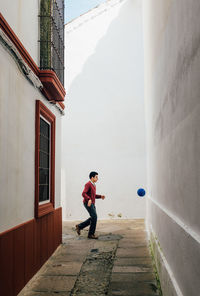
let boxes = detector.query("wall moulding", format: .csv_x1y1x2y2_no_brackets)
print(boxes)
0,13,66,107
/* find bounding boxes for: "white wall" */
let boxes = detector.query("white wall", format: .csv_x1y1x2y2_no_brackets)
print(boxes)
0,33,62,233
0,0,39,64
143,0,200,295
62,0,146,221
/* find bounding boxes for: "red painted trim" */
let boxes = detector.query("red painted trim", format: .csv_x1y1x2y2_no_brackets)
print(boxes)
0,13,66,104
58,102,65,110
35,100,56,218
39,70,66,97
0,208,62,296
0,231,14,296
25,220,35,283
0,219,35,237
39,70,65,102
13,227,25,295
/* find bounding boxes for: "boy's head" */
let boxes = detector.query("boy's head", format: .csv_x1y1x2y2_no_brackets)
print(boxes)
89,171,98,183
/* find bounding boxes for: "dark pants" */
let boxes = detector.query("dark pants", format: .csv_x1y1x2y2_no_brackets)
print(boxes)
78,203,97,236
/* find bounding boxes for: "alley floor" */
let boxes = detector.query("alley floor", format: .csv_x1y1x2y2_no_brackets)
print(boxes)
19,220,161,296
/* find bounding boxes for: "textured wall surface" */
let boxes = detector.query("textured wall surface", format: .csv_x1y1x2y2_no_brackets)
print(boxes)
143,0,200,295
62,0,146,220
1,0,39,64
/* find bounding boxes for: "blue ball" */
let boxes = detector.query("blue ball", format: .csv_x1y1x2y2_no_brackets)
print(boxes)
137,188,146,197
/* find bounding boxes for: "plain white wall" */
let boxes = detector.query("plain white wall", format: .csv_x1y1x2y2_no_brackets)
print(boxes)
143,0,200,295
0,34,62,233
62,0,146,221
0,0,39,64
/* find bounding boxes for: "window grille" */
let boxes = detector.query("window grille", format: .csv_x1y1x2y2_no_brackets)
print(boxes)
39,117,50,203
35,100,55,218
39,0,64,85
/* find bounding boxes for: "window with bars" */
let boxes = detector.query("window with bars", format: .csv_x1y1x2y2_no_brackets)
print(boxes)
39,0,64,85
39,117,50,203
35,100,55,218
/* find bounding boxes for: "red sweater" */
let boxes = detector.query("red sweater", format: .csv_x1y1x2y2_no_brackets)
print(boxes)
82,181,101,204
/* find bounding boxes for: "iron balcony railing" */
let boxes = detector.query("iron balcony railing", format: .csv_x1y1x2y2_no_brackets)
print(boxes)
39,0,64,85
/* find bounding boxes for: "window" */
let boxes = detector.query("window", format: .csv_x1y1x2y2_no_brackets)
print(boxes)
35,100,55,218
39,0,64,85
39,117,50,204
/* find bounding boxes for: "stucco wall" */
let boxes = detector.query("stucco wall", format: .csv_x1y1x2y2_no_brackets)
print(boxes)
62,0,146,220
0,38,62,233
143,0,200,295
0,0,39,64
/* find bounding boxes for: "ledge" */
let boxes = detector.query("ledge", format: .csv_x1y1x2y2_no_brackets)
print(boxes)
39,70,65,102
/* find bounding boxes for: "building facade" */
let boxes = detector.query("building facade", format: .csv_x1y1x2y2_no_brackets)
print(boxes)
0,1,65,295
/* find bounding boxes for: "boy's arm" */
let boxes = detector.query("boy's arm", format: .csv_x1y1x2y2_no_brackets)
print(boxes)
96,194,105,199
95,194,101,199
82,183,91,201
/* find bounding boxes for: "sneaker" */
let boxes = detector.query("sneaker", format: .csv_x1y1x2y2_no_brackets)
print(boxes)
75,224,81,235
88,234,98,239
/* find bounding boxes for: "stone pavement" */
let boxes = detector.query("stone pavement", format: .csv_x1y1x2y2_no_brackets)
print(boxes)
18,220,161,296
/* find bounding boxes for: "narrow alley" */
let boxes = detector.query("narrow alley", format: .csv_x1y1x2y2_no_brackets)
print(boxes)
19,220,160,296
1,0,200,295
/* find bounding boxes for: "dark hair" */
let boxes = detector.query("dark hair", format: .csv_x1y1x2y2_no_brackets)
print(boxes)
89,171,98,179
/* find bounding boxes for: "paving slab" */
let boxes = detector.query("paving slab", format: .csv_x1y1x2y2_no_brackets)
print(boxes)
111,272,156,282
110,283,158,296
43,262,82,276
114,257,153,266
118,240,147,248
30,276,77,292
49,253,87,263
116,247,150,258
20,292,70,296
112,265,152,273
110,284,158,296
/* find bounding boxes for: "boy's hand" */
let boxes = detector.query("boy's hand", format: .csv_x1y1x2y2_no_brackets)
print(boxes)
101,195,105,200
88,200,92,207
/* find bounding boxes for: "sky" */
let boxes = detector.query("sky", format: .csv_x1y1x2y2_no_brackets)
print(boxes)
65,0,107,23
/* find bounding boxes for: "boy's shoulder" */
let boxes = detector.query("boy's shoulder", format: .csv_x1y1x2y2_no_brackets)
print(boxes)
85,181,95,189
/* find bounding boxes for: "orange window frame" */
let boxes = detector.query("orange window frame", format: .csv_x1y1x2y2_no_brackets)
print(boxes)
35,100,56,218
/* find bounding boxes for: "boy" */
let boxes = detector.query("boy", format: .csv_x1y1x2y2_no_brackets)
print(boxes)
76,171,105,239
